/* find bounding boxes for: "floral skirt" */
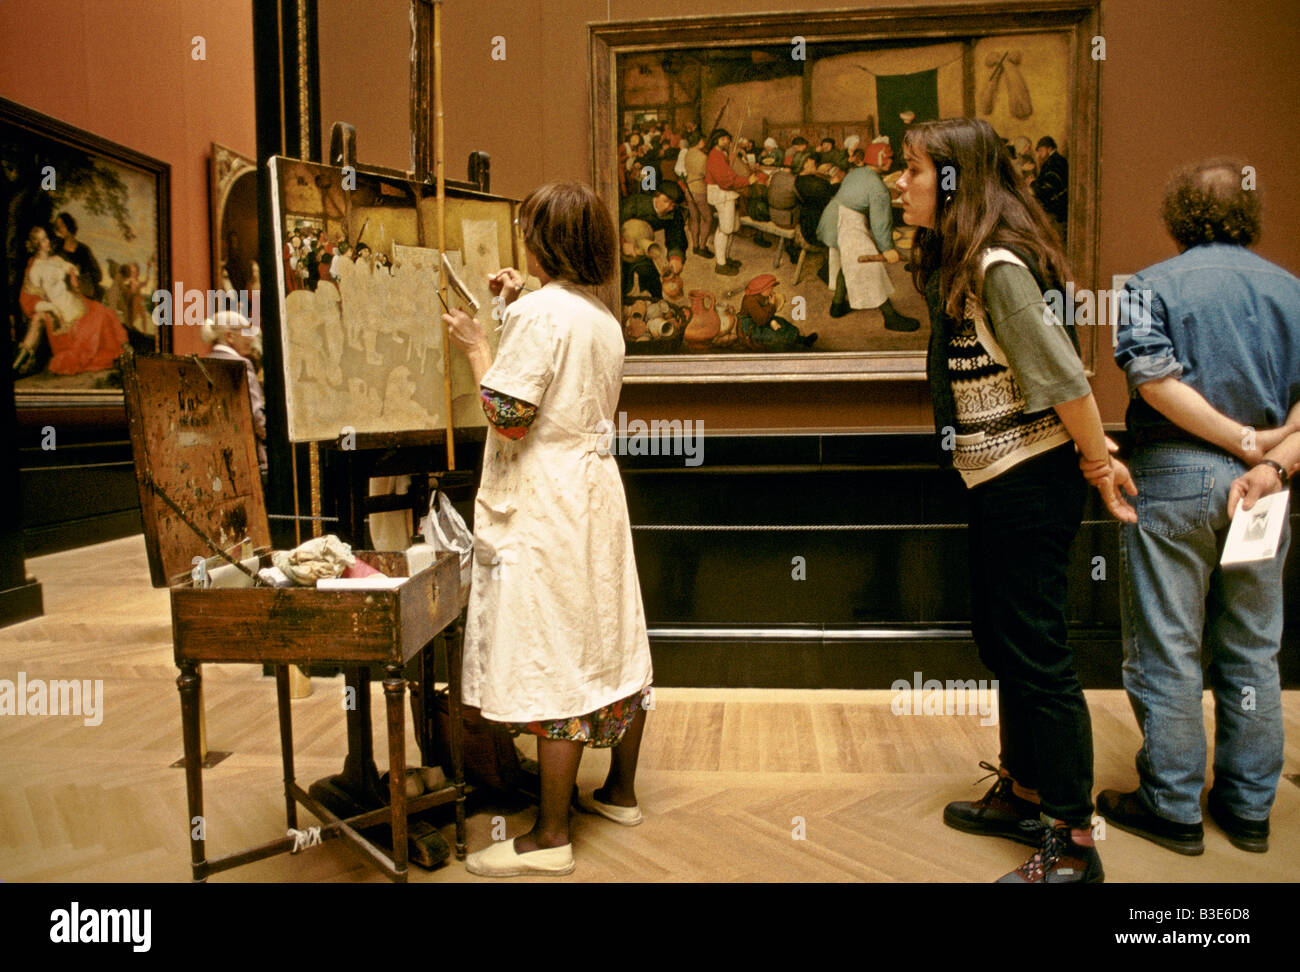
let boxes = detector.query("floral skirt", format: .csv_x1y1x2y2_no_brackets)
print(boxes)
506,687,652,749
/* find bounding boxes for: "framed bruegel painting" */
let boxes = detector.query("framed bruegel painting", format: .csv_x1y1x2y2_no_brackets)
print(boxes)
590,3,1100,383
1,97,171,407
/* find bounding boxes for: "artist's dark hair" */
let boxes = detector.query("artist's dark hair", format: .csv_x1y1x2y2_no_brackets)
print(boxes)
519,181,617,286
904,117,1070,319
55,211,78,235
819,137,835,149
1160,157,1260,249
689,131,705,148
707,128,731,152
1036,135,1057,151
792,136,808,147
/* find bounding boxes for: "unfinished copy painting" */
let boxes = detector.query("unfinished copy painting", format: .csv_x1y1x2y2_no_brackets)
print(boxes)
270,157,520,442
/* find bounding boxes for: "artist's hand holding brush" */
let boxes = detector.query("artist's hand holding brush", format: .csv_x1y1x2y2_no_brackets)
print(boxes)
489,267,526,307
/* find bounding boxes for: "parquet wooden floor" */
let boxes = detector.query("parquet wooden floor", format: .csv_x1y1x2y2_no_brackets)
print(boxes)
2,535,1296,882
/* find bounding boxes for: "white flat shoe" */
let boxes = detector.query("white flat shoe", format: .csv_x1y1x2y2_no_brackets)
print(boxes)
464,838,575,877
580,794,643,826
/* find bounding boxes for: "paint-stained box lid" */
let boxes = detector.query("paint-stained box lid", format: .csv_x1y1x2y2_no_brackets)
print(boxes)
121,348,270,588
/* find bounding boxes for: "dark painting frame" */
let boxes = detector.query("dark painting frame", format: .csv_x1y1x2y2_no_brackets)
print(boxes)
1,97,172,411
589,2,1101,384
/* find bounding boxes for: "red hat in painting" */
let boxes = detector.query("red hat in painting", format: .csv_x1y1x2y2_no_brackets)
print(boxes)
864,142,892,168
745,274,777,295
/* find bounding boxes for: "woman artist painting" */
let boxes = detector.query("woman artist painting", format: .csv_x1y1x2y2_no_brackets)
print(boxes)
895,118,1137,883
443,182,654,878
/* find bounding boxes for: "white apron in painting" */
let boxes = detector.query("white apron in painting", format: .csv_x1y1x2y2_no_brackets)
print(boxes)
837,206,894,310
462,278,653,723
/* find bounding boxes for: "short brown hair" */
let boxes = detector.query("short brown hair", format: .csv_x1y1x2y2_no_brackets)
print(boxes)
518,181,617,286
1160,158,1261,250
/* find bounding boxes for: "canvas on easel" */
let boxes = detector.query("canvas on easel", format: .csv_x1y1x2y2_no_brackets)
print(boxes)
269,157,523,443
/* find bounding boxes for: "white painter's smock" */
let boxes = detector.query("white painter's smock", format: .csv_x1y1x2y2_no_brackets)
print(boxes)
462,279,653,723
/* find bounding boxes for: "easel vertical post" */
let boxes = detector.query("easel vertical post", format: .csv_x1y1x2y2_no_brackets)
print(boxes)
433,0,456,471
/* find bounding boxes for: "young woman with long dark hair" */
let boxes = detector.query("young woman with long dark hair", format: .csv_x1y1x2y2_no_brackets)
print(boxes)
896,118,1136,883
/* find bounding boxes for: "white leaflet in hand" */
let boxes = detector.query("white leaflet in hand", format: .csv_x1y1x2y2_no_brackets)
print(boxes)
1221,490,1290,566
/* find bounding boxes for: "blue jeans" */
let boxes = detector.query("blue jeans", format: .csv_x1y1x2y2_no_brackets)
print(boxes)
1120,442,1290,824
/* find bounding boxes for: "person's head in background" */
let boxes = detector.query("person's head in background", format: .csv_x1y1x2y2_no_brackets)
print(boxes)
202,309,261,361
517,182,617,288
1035,135,1058,165
53,212,79,245
651,180,682,218
1160,157,1260,254
899,117,1069,319
864,142,893,173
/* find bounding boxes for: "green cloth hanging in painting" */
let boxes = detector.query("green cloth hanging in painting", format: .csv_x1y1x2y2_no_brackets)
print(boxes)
876,69,940,157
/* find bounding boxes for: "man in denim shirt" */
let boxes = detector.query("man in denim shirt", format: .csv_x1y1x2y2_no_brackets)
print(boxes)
1096,158,1300,857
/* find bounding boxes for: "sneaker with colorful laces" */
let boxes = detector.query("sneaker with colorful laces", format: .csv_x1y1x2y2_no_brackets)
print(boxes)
997,818,1104,884
944,761,1045,846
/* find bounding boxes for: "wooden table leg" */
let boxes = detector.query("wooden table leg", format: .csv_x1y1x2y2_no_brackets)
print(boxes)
275,665,298,830
177,662,207,881
384,664,408,882
445,613,467,860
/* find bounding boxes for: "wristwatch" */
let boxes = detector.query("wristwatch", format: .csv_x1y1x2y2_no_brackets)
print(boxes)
1260,459,1289,486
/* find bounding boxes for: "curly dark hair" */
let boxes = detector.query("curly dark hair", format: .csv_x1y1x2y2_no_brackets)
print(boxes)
1160,158,1260,250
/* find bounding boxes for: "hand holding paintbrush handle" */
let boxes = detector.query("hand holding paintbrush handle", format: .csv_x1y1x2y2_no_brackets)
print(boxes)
489,267,527,306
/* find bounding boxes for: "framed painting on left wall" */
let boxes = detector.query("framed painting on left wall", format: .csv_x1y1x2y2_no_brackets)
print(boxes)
1,97,171,409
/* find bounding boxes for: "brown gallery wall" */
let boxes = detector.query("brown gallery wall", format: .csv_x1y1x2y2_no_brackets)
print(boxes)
0,0,257,359
3,1,1295,428
319,0,1300,432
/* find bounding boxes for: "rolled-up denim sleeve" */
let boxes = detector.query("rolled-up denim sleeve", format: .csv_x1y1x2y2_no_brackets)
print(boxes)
1114,281,1181,396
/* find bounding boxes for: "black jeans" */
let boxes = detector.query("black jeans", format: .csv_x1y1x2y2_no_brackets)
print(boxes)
967,443,1093,828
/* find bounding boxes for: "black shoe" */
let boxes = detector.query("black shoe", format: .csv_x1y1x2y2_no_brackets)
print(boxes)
1097,789,1204,856
997,821,1104,883
713,263,739,277
883,311,921,332
944,762,1045,847
693,246,713,258
881,299,921,332
799,331,818,348
1207,786,1269,853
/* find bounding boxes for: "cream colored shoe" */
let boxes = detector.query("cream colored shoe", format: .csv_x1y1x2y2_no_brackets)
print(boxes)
464,838,575,877
580,794,644,826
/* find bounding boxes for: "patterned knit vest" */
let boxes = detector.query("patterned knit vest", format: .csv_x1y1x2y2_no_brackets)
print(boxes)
949,248,1072,487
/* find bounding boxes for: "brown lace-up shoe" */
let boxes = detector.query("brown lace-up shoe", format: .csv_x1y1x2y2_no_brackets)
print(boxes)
944,761,1045,847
